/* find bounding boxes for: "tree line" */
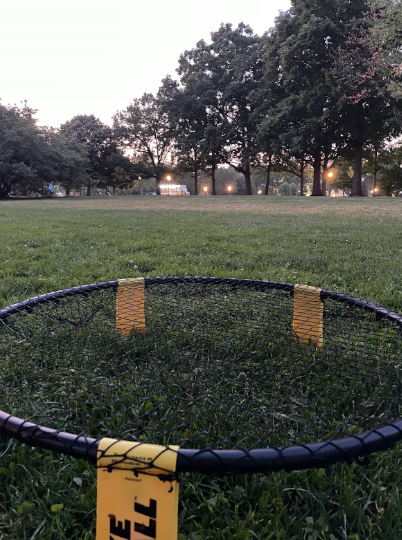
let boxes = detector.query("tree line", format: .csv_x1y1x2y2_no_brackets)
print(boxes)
1,0,401,199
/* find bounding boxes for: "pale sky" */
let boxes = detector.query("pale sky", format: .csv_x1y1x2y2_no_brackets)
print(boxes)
0,0,291,128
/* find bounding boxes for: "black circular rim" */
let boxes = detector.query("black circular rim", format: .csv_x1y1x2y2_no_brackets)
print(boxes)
1,277,402,474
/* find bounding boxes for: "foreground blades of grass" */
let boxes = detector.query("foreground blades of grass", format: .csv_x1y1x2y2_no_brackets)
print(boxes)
2,197,402,539
2,442,402,540
0,443,97,539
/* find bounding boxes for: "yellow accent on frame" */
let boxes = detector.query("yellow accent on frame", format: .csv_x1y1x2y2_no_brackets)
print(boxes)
116,278,145,335
97,439,179,473
293,285,323,348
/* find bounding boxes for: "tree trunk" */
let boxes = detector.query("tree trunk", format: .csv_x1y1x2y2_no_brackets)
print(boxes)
139,181,143,196
352,143,363,197
244,162,252,195
113,185,116,196
156,174,161,195
0,183,11,198
300,158,305,196
264,156,271,195
321,175,326,197
391,99,402,131
211,165,217,195
321,156,329,196
86,178,91,196
372,147,378,197
194,168,198,196
311,149,323,196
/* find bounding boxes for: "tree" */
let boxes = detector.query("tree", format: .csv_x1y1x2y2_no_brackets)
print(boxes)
362,138,390,194
214,166,241,194
257,153,275,196
113,93,175,196
0,103,40,197
333,18,398,196
278,182,291,196
331,159,354,195
289,182,298,196
377,145,402,196
60,115,116,196
0,102,87,198
178,23,262,195
258,10,333,196
158,76,209,195
44,128,88,195
258,0,385,197
100,151,139,195
202,123,227,195
254,27,297,195
368,0,402,128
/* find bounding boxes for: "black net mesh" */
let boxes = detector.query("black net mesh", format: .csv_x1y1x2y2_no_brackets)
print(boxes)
1,277,402,473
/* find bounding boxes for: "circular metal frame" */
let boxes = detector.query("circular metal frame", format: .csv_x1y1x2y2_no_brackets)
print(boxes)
1,277,402,474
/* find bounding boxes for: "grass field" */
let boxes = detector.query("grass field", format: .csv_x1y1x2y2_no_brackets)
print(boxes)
1,196,402,539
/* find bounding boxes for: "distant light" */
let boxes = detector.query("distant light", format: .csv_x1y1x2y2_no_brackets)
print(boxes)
258,189,262,194
328,172,334,178
166,175,172,181
227,186,232,192
203,186,208,192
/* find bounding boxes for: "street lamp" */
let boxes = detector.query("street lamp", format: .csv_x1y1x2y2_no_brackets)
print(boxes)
326,171,335,197
203,186,208,195
258,189,262,195
166,174,172,195
227,185,232,194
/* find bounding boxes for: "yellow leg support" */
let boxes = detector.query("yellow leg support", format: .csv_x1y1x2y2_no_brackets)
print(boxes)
116,278,146,335
293,285,323,348
97,439,180,540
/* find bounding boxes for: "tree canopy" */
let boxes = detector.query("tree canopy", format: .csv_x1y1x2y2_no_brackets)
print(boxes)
113,93,175,195
0,103,87,198
1,0,401,198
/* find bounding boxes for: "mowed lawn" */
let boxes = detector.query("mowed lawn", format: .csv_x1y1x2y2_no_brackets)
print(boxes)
1,196,402,539
1,196,402,310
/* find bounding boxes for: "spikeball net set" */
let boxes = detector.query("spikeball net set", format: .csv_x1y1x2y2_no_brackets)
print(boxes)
2,276,402,538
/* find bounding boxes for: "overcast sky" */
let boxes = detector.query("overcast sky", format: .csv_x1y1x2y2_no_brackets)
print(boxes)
0,0,291,128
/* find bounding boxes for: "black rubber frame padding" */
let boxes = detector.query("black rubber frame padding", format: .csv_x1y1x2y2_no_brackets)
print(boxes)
1,410,402,474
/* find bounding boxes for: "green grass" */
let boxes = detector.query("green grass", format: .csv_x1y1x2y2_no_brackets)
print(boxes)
2,196,402,539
